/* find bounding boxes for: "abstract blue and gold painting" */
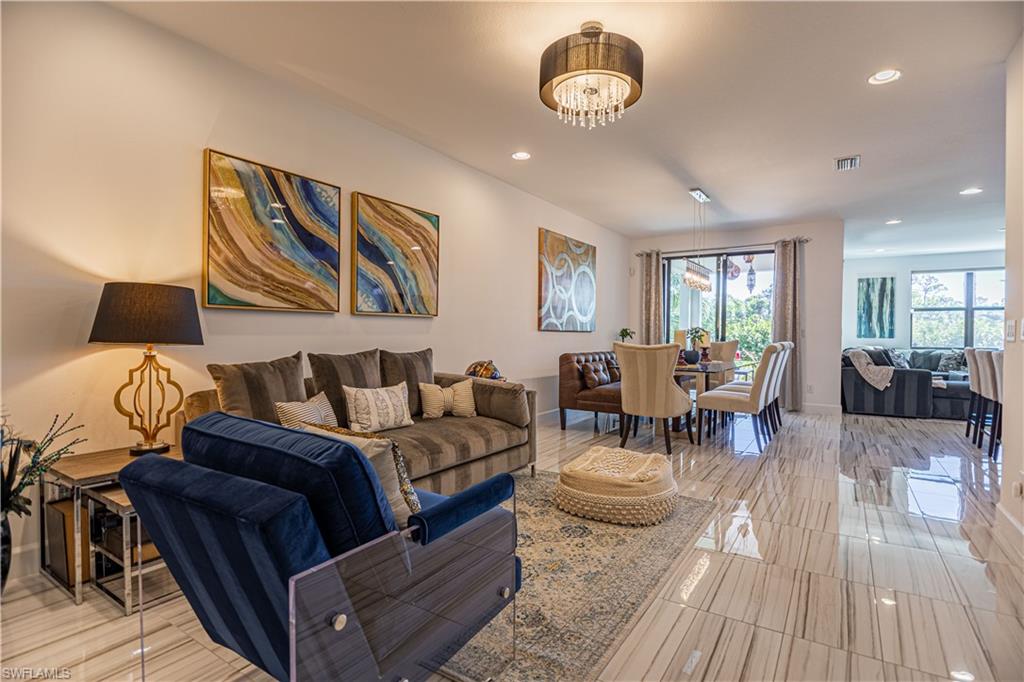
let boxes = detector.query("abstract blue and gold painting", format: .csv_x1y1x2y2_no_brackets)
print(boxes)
204,149,340,312
538,228,596,332
352,192,439,316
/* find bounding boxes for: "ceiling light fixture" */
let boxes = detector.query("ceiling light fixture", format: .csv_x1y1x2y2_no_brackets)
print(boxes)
683,190,713,293
959,187,983,195
868,69,901,85
874,248,886,253
885,219,903,225
512,151,531,161
540,21,643,130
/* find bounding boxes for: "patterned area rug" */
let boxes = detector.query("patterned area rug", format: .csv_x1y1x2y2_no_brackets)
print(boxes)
447,470,718,681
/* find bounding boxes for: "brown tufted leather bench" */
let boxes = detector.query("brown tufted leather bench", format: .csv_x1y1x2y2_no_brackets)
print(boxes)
558,351,624,429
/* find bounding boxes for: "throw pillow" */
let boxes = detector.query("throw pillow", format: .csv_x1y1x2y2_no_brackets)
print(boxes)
380,348,433,416
308,349,382,428
581,361,612,389
606,362,621,382
207,352,306,423
300,423,421,528
275,391,337,429
343,382,415,432
890,350,911,369
937,350,967,373
419,380,477,419
863,348,892,367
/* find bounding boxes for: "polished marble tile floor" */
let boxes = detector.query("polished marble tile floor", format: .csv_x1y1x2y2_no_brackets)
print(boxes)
2,410,1021,681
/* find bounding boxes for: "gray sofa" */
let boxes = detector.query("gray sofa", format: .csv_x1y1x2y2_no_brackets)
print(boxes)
841,347,970,419
175,361,536,496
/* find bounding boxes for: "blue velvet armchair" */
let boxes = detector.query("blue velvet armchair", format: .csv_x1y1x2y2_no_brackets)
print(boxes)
120,412,520,681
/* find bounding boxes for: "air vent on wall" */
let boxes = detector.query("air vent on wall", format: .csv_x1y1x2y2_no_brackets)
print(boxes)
835,155,861,172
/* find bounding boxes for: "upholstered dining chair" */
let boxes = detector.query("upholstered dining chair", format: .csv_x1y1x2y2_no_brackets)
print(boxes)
708,340,740,388
991,350,1004,459
712,341,792,439
695,343,781,448
964,348,982,442
614,342,693,455
974,350,999,456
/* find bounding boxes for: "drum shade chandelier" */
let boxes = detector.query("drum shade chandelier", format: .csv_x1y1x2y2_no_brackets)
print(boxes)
539,21,644,130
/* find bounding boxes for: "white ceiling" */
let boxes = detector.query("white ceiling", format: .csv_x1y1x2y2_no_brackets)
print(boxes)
119,1,1022,256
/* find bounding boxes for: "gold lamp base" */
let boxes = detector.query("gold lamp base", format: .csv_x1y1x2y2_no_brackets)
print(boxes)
115,345,184,454
128,441,172,457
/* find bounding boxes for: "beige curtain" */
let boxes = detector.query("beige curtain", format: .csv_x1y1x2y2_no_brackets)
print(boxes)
772,239,804,410
639,250,663,345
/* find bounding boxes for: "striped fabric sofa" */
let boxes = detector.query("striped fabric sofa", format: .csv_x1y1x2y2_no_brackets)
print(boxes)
174,349,536,495
840,347,970,419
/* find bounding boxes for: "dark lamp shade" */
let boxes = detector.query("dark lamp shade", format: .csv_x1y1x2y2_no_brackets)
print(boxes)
89,282,204,346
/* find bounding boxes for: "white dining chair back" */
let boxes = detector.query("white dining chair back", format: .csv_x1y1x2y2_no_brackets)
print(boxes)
993,350,1004,403
976,350,997,401
964,348,981,393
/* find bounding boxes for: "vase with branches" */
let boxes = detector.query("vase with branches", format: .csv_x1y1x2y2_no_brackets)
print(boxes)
1,414,85,592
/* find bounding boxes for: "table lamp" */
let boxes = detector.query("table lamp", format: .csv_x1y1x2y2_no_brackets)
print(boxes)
89,282,204,455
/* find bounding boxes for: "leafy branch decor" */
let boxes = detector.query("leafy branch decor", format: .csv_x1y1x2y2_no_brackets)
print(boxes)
617,328,635,343
1,414,85,592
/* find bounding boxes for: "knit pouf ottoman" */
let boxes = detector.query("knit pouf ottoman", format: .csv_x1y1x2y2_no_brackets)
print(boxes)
555,446,678,526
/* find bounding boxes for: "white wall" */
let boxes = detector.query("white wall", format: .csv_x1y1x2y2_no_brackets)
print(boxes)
0,3,631,576
997,30,1024,557
842,251,1005,349
629,219,845,415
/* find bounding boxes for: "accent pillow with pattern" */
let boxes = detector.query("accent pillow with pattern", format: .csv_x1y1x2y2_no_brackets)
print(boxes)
889,350,911,369
274,391,338,429
937,350,967,373
299,422,421,527
419,379,477,419
342,382,415,432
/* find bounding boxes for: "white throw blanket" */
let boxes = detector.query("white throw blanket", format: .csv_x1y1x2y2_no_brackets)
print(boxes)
846,349,894,391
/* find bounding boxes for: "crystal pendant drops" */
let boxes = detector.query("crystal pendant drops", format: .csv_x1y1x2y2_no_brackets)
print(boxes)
683,259,713,293
553,73,630,130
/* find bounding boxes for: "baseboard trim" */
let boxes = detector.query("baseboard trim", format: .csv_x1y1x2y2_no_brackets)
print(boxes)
536,407,558,417
799,403,843,417
994,503,1024,570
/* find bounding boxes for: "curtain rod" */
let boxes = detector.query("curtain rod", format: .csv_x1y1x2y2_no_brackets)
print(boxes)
635,237,811,258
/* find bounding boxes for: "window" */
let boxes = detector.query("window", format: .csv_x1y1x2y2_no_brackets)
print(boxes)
910,268,1004,348
664,251,775,361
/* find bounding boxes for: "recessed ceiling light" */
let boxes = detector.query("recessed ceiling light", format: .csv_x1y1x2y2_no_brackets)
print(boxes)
386,260,395,265
874,248,886,253
950,672,975,682
885,219,902,225
270,202,286,209
879,597,896,606
868,69,901,85
411,245,422,251
271,218,285,224
959,187,983,195
511,151,531,161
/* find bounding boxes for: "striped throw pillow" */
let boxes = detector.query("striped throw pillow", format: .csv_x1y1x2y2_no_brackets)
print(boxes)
274,391,338,429
419,379,477,419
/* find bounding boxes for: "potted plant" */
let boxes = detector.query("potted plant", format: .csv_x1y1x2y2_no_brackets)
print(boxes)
1,414,85,593
617,328,635,343
686,327,709,350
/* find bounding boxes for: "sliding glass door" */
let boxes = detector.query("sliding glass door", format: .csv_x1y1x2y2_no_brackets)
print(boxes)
665,251,775,361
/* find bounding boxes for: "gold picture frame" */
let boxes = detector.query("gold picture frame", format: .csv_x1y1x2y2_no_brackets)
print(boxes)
203,148,341,313
351,191,440,317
